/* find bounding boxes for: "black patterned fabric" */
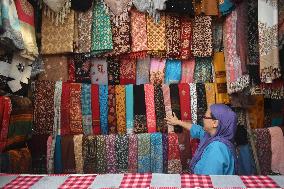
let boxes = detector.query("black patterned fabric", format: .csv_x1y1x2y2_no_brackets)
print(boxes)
196,83,207,126
107,58,120,85
154,85,167,133
134,85,147,133
165,0,194,17
169,84,182,133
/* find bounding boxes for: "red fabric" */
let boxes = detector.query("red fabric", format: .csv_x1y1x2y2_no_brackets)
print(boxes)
69,83,83,134
168,133,181,160
91,85,100,135
108,85,117,134
0,96,11,152
190,138,200,157
3,176,43,189
14,0,34,26
58,175,96,189
120,173,152,188
180,17,192,60
61,83,71,135
68,57,76,83
240,176,279,188
178,83,191,121
144,84,157,133
181,174,213,188
119,58,136,85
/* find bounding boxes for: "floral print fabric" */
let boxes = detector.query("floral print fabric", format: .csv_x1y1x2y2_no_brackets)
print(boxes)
144,84,157,133
165,14,181,58
181,59,195,83
193,57,213,83
150,58,166,85
99,85,108,134
108,85,117,134
91,58,108,85
70,83,83,134
115,85,126,134
138,133,151,173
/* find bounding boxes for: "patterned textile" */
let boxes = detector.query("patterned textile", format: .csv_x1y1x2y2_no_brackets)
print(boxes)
154,85,167,133
119,59,136,85
75,7,92,53
81,84,92,135
125,85,134,134
253,128,272,175
178,83,191,121
150,58,166,85
241,175,279,188
181,59,195,83
224,10,249,94
82,135,96,173
147,14,166,53
0,96,11,152
165,14,181,58
91,1,113,55
91,85,100,135
58,175,96,189
269,126,284,174
115,85,126,134
144,84,157,133
218,0,235,16
136,56,150,85
73,54,91,83
193,57,213,83
106,134,117,173
177,130,191,173
138,133,151,173
54,135,62,173
14,0,38,60
168,133,182,173
34,81,55,135
128,134,138,173
150,133,163,173
115,134,129,173
134,85,147,133
38,55,68,82
41,10,74,54
108,85,117,134
61,135,76,173
195,0,218,16
99,85,108,134
196,83,207,126
107,58,120,85
69,83,83,134
248,0,259,65
170,84,182,133
162,134,168,173
68,58,76,83
180,17,192,60
61,83,71,135
189,83,197,124
258,0,281,83
3,175,42,188
165,59,182,84
247,95,264,129
204,83,216,106
73,134,83,174
91,58,108,85
212,20,223,52
181,174,213,188
96,135,106,173
191,16,213,57
162,84,173,132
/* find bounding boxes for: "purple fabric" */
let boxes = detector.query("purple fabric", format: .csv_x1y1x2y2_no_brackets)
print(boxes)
189,104,238,173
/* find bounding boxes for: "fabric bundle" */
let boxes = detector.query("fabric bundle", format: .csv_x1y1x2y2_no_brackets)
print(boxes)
177,130,192,173
212,20,223,53
91,58,108,85
144,84,157,133
150,133,163,173
205,83,216,106
218,0,235,16
180,17,192,60
195,0,218,16
162,134,168,173
99,85,108,134
194,57,213,83
162,84,173,132
81,84,92,135
189,83,198,124
128,134,138,172
0,96,12,152
137,133,151,173
136,56,150,85
181,59,195,83
165,14,181,58
91,85,100,134
96,135,107,173
107,58,120,85
69,83,83,134
115,85,126,134
154,85,167,133
125,85,134,134
269,126,284,174
170,84,182,133
150,58,166,85
165,59,182,84
54,135,62,173
42,0,71,25
168,133,182,173
108,85,117,134
119,59,136,85
61,82,71,135
247,95,264,129
73,54,91,83
82,135,96,173
7,147,31,173
134,85,147,133
61,135,76,173
178,83,191,121
68,57,76,83
73,134,83,173
106,134,117,173
196,83,207,126
115,134,129,173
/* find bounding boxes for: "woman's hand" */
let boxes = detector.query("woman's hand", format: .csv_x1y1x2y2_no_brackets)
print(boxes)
165,112,181,126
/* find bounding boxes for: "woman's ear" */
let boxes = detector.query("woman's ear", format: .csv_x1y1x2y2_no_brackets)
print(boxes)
212,120,219,128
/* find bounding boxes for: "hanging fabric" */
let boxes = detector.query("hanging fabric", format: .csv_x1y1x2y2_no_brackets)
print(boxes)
170,84,182,133
82,135,96,173
73,134,83,173
205,83,216,107
119,59,136,85
69,83,83,134
128,134,138,172
137,133,151,173
7,147,31,173
218,0,235,15
81,84,92,135
189,83,198,124
28,135,47,173
192,16,213,57
0,96,11,152
107,58,120,85
71,0,93,12
41,10,74,54
99,85,108,135
108,85,117,134
115,134,129,173
196,83,207,126
106,134,117,173
133,0,166,22
134,85,147,133
91,58,108,85
162,84,173,132
42,0,71,25
34,81,55,135
136,56,150,85
0,52,13,93
91,85,100,135
61,82,71,135
165,59,182,84
74,54,91,83
68,57,76,83
165,14,181,58
181,59,195,84
96,135,107,173
154,85,167,133
165,0,194,17
168,133,182,173
144,84,157,133
54,135,62,173
279,1,284,49
162,133,168,173
150,58,166,85
178,83,191,121
194,0,218,16
177,129,192,173
14,0,38,60
247,95,264,129
180,17,192,60
269,126,284,174
212,19,223,53
61,135,76,173
193,57,213,83
126,85,134,134
248,0,259,65
150,132,163,173
115,85,126,134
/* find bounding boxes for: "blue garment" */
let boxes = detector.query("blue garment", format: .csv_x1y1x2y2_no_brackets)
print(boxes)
99,85,108,134
164,59,181,84
125,85,134,134
237,144,256,175
150,132,163,173
54,135,62,174
190,124,235,175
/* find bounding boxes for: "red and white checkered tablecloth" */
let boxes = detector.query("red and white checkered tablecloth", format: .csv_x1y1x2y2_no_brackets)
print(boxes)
240,175,279,188
181,174,213,188
2,176,43,189
58,175,96,189
119,173,152,188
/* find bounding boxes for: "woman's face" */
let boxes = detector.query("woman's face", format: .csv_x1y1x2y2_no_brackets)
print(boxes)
203,108,218,135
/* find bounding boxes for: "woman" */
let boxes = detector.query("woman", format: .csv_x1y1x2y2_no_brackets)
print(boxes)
165,104,237,175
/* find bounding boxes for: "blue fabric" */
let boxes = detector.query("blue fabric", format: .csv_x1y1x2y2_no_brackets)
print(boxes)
81,84,92,135
218,0,235,15
190,124,235,175
237,144,256,175
0,153,9,172
272,118,283,126
164,59,181,84
151,133,163,173
99,85,108,135
54,135,62,174
125,85,134,134
138,133,151,173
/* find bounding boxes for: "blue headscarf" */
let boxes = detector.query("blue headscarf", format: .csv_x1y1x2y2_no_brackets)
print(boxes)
189,104,237,173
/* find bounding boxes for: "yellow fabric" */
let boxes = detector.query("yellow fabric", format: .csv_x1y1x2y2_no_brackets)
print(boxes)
115,85,126,134
205,83,216,106
247,95,264,129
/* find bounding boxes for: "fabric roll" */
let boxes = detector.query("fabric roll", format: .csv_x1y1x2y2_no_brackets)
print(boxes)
165,59,182,84
61,135,76,173
115,85,126,134
0,96,12,152
99,85,108,135
73,134,83,173
91,58,108,85
196,83,207,126
165,14,181,58
150,58,166,85
34,81,55,135
154,85,167,133
168,133,182,173
137,133,151,173
108,85,117,134
134,85,147,133
193,57,213,83
180,17,192,60
115,134,129,173
205,83,216,106
144,84,157,133
136,56,150,85
73,54,91,83
54,135,62,174
189,83,198,124
61,82,71,136
191,16,213,57
107,58,120,85
170,84,182,133
150,132,163,173
91,85,101,135
126,85,134,134
181,59,195,83
248,0,259,65
82,135,96,174
162,133,168,173
119,59,136,85
81,84,92,135
162,84,173,132
106,134,117,173
247,95,264,129
177,130,192,173
178,83,191,121
96,135,106,173
69,83,83,134
219,0,235,16
128,134,138,173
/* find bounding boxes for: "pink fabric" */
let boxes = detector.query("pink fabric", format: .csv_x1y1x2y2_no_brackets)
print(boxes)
162,84,173,133
268,126,284,174
128,134,138,173
150,58,166,85
181,59,195,83
144,84,157,133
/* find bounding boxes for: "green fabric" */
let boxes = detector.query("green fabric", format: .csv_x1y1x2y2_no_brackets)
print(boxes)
8,121,32,138
91,1,113,55
194,57,213,83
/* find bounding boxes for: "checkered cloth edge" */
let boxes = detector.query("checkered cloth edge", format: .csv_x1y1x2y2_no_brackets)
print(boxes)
58,175,96,189
3,176,43,189
240,175,279,188
120,173,153,188
181,174,213,188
